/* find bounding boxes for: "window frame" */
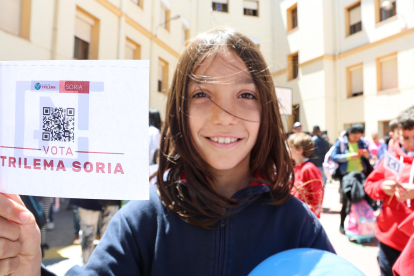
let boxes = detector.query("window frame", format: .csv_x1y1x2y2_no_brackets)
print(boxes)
287,3,298,32
345,2,362,36
376,52,398,92
73,7,100,60
243,1,259,17
347,63,364,98
288,52,299,81
0,0,31,39
158,58,169,94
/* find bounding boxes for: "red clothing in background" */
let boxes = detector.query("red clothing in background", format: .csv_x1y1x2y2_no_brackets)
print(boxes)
291,161,324,218
393,212,414,276
365,142,414,252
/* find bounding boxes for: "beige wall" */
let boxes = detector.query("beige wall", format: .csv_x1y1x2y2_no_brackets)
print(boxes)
2,0,412,141
274,0,414,142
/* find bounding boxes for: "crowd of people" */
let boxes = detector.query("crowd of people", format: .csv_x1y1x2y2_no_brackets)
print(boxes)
0,27,412,276
288,104,414,276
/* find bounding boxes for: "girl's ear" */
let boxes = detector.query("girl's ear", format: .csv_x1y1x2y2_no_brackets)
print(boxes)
297,147,304,156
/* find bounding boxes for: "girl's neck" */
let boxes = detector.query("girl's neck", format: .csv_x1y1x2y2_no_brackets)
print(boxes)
210,154,251,199
294,155,306,165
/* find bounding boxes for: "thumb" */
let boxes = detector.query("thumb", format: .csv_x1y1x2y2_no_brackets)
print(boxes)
0,194,34,225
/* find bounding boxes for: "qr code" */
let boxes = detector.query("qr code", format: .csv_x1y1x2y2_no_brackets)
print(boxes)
42,107,75,142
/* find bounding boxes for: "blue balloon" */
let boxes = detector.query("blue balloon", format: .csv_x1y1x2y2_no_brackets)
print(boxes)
248,248,364,276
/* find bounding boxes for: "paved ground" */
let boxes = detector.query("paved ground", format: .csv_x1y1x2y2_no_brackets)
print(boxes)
42,181,381,275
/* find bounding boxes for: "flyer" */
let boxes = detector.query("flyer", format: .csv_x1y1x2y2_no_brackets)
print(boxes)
0,60,149,200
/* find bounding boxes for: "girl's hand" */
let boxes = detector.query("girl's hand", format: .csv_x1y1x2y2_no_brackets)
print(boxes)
361,149,370,158
382,180,397,196
395,184,414,202
0,193,42,276
348,153,360,159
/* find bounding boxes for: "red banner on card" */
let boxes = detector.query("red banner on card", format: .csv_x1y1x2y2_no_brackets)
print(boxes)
59,81,90,94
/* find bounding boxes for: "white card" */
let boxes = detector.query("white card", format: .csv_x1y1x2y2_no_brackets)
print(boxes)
0,60,149,200
384,151,403,177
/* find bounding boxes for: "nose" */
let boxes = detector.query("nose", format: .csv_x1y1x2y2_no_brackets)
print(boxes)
210,96,238,127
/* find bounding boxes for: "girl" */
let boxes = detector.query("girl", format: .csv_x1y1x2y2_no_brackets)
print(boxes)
0,28,334,276
288,133,324,218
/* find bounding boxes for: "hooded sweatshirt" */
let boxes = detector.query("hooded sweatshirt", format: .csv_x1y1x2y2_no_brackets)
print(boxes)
41,183,334,276
392,212,414,276
365,142,414,251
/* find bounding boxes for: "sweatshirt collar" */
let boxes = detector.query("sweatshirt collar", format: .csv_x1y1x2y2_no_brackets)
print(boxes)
178,171,270,200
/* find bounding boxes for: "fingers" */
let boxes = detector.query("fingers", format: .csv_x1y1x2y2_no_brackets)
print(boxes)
0,256,20,275
0,238,21,259
0,193,25,208
0,217,21,241
0,194,33,225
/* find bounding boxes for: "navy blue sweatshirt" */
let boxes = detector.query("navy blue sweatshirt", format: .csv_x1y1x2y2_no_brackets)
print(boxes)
42,184,335,276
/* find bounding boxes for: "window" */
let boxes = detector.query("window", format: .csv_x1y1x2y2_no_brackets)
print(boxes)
348,3,362,35
348,64,363,97
181,17,190,45
131,0,143,8
0,0,21,35
73,9,99,60
288,53,299,80
158,58,169,93
212,0,228,13
0,0,31,38
160,0,171,31
125,39,141,60
287,4,298,31
244,1,258,17
380,0,396,22
377,54,398,91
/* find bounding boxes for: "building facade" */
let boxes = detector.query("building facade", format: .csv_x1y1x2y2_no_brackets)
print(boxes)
1,0,412,140
274,0,414,139
0,0,271,121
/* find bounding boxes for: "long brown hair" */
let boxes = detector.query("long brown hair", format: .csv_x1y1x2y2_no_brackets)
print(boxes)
155,27,294,228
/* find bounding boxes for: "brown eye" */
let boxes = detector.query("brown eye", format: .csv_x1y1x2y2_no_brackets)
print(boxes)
193,92,208,98
239,93,256,99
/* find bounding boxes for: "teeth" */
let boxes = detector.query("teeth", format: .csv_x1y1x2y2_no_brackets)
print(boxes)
211,137,239,144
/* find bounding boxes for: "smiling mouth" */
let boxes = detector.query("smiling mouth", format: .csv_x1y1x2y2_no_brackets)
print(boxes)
207,137,242,144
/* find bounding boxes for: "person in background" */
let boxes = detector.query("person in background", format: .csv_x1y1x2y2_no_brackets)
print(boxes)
377,119,400,163
149,109,162,165
310,126,330,187
365,108,414,276
330,124,370,234
368,131,382,165
72,199,121,264
292,122,302,133
322,133,333,147
288,133,324,218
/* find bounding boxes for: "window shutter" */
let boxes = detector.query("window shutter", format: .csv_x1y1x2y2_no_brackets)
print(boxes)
213,0,228,4
350,66,363,95
125,40,136,60
243,1,258,10
75,12,94,43
0,0,21,35
381,56,398,90
349,5,361,26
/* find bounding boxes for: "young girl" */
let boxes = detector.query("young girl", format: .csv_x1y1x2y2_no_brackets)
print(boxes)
0,28,334,276
288,133,324,218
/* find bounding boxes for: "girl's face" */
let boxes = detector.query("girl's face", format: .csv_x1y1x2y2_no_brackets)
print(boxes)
401,128,414,152
187,50,261,171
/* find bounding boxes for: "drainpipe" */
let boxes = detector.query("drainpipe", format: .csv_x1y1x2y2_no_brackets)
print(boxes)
334,0,341,137
51,0,59,60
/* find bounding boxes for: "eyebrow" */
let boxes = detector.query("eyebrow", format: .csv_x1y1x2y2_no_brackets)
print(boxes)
188,77,255,86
